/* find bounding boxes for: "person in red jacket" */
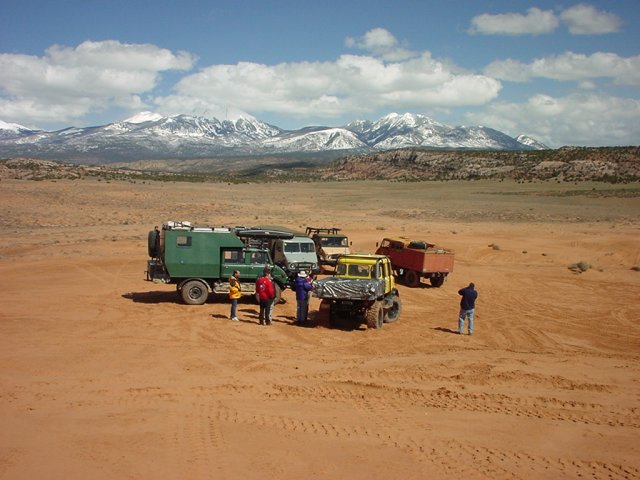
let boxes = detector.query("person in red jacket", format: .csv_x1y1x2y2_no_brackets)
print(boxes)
255,267,275,326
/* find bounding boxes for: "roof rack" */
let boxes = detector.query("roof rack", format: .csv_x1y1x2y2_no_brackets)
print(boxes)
305,226,342,236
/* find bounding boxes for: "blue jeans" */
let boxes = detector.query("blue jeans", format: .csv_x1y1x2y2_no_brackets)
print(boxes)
458,308,474,334
230,299,238,319
296,298,309,324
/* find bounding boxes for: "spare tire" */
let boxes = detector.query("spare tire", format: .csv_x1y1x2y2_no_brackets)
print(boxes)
148,230,160,258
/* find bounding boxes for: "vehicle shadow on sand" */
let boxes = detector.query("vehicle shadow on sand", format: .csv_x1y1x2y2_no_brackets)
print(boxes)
122,291,180,304
122,291,232,304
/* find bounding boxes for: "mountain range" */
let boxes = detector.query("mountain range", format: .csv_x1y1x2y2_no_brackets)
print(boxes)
0,112,548,164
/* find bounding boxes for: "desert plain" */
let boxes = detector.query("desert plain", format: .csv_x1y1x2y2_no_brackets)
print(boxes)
0,177,639,479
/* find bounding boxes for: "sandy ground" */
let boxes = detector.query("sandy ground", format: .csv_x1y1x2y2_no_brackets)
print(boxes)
0,178,639,479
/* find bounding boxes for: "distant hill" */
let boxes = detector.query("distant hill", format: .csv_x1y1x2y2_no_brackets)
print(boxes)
313,147,640,182
1,146,638,183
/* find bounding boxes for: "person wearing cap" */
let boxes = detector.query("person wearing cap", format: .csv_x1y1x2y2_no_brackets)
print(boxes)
228,270,241,321
294,270,314,326
255,267,275,326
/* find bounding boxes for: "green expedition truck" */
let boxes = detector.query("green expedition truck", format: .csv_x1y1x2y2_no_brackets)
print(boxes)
146,221,289,305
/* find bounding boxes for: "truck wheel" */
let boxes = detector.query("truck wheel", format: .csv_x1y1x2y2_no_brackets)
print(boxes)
365,302,384,329
405,270,420,288
384,296,402,323
181,280,209,305
430,275,445,288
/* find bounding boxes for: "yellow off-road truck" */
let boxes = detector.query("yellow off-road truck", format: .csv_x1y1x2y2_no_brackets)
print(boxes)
313,254,402,329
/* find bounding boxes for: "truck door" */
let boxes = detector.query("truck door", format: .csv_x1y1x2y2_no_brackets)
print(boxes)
220,248,248,280
381,259,393,292
247,249,269,276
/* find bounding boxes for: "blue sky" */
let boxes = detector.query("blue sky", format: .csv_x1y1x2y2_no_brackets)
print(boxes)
1,0,638,147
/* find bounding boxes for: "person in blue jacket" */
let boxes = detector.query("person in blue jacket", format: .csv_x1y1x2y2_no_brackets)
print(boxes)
294,271,313,326
458,282,478,335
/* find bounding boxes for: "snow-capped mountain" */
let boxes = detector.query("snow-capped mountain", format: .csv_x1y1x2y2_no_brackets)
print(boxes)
0,120,41,140
517,134,549,150
0,113,547,163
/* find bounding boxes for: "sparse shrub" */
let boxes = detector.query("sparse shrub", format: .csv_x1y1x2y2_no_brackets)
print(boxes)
488,243,501,250
631,265,640,272
568,261,590,273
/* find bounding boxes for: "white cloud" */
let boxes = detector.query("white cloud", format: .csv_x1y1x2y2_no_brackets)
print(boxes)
469,7,559,36
484,52,640,86
154,51,501,121
470,4,622,36
0,40,196,125
560,4,622,35
465,94,640,147
345,28,415,61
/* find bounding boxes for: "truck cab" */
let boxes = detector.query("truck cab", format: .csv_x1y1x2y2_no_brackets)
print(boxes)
270,236,320,279
305,226,351,270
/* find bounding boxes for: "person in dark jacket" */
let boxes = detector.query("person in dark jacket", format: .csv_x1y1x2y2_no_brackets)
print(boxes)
458,282,478,335
294,271,313,326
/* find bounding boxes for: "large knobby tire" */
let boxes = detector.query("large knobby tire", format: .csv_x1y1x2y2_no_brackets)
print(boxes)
181,280,209,305
404,270,420,288
365,301,384,329
430,275,445,288
384,295,402,323
147,230,160,258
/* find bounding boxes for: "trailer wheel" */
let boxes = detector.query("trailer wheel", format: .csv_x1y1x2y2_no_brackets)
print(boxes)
365,301,384,329
404,270,420,288
430,274,445,288
384,296,402,323
181,280,209,305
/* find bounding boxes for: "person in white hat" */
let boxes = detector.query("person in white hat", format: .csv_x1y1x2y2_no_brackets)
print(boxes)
294,271,313,326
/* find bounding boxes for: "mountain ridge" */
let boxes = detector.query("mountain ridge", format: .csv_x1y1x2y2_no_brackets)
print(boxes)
0,112,547,163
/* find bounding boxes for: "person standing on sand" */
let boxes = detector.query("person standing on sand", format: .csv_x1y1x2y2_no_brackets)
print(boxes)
458,282,478,335
294,271,313,326
228,270,241,321
255,267,275,326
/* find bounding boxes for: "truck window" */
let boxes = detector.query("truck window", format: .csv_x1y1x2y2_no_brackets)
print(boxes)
223,250,243,263
300,242,315,253
336,264,346,275
250,251,268,264
284,242,300,253
348,264,370,277
176,235,192,247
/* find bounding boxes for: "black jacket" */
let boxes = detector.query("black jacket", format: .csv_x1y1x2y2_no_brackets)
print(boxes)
458,286,478,310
